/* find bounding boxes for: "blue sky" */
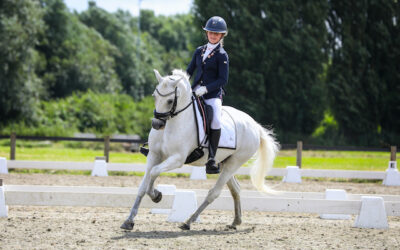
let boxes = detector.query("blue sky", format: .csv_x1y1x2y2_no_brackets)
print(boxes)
64,0,193,16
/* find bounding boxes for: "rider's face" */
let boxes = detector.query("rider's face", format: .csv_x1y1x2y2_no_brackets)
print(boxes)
207,31,224,44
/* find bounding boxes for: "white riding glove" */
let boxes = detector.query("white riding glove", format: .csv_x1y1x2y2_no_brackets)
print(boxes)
195,86,208,97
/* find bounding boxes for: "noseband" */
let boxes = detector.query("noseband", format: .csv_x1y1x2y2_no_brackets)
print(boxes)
153,87,193,121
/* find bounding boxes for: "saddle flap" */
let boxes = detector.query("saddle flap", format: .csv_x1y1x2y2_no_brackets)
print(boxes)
195,97,212,136
193,98,236,150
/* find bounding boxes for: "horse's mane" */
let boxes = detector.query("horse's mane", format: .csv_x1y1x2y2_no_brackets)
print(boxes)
171,69,191,91
172,69,190,82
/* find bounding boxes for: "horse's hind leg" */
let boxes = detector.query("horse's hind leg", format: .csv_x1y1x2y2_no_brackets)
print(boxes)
179,170,234,230
226,176,241,229
179,157,242,230
180,149,254,230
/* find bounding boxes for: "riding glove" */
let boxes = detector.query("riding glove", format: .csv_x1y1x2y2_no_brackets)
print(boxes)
195,86,208,97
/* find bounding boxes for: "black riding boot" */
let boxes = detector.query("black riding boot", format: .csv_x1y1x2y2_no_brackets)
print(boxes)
206,129,221,174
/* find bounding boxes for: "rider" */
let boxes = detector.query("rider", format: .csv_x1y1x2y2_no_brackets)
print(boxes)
186,16,229,174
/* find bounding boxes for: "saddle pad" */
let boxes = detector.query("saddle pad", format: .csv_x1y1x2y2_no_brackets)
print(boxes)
194,102,237,149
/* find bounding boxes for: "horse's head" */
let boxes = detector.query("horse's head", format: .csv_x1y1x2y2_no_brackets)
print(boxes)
151,69,192,130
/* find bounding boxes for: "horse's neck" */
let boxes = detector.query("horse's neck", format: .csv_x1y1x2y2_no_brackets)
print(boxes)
164,94,196,139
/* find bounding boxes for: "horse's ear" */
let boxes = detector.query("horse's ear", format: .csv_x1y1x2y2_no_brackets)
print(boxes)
154,69,163,83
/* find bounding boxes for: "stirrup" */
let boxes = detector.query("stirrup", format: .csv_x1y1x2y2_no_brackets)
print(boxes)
140,142,149,156
205,159,220,174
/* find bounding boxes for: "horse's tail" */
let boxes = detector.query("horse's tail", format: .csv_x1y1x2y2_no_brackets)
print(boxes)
249,125,280,193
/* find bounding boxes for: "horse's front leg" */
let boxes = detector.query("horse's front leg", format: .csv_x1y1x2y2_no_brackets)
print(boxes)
146,154,184,201
120,152,161,230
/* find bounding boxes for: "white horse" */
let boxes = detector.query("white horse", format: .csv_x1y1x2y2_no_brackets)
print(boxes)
121,69,279,230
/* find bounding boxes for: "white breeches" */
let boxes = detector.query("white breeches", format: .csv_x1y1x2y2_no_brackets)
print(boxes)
204,98,222,129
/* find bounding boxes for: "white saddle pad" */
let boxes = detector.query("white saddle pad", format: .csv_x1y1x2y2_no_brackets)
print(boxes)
194,102,236,149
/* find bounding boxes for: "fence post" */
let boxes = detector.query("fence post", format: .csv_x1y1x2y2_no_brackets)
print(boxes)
10,132,16,160
104,136,110,163
296,141,303,168
390,146,397,161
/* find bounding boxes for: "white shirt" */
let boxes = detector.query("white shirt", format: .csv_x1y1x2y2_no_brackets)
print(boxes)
203,42,219,61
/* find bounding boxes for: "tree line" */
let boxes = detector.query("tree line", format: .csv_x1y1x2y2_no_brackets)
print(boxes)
0,0,398,146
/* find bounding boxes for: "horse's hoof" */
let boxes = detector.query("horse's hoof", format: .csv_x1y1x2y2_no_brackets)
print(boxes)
226,224,237,230
120,220,134,230
179,223,190,230
152,189,162,203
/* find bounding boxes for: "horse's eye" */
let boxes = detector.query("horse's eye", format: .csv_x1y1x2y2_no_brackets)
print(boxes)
167,99,173,105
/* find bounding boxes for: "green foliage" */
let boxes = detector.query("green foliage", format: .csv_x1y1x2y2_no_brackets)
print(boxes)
36,0,121,98
0,0,194,141
140,10,199,52
78,3,165,99
1,91,154,138
326,0,400,146
1,0,398,147
193,0,329,142
0,0,44,122
310,110,345,146
1,120,76,137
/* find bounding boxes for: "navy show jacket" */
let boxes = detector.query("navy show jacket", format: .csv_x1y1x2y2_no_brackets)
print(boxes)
186,44,229,99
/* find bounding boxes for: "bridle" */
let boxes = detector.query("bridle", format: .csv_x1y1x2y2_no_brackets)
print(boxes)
153,86,193,121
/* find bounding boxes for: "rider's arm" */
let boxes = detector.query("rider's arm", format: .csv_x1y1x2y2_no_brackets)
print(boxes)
186,48,200,79
205,52,229,93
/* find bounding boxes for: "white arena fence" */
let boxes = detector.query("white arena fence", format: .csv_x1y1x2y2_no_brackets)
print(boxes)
4,160,388,180
1,185,400,229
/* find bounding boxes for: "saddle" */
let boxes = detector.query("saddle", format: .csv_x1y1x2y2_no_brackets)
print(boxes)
183,96,213,164
195,96,213,140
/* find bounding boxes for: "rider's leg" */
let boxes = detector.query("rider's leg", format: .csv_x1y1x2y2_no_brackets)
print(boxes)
204,98,222,174
206,129,221,173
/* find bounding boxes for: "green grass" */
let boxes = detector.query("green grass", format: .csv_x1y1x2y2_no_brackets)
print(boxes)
275,150,397,171
0,140,146,163
0,140,398,171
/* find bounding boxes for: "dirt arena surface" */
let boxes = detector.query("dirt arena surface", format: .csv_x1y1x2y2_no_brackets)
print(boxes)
1,173,400,249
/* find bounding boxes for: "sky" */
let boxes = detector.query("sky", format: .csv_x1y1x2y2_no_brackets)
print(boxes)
64,0,193,16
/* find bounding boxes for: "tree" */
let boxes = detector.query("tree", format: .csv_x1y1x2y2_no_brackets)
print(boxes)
139,10,201,73
326,0,400,145
36,0,121,99
140,10,198,52
79,3,164,99
0,0,44,122
193,0,329,142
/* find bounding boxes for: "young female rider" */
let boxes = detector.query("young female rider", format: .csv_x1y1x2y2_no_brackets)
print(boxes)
186,16,229,174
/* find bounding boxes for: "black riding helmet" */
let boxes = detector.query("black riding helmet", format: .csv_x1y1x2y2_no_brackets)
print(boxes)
203,16,227,33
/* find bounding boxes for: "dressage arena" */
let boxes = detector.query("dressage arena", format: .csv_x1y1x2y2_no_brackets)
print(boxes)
1,172,400,249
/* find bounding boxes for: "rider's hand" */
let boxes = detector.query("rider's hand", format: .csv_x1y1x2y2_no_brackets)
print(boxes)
195,86,208,97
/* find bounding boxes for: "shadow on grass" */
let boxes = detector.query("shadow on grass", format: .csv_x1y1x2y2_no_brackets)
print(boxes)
112,227,254,240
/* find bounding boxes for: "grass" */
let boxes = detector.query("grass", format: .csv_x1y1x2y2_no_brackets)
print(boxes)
0,140,147,163
0,139,398,173
275,150,396,171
